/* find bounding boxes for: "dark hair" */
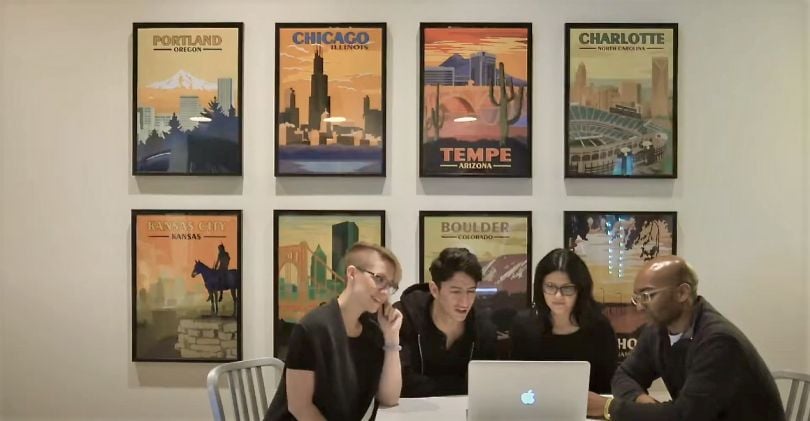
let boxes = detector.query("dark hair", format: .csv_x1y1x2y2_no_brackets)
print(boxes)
429,247,482,287
533,248,602,331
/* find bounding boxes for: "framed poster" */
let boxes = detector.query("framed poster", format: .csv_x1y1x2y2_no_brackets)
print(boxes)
564,211,677,361
419,23,532,177
419,211,532,336
132,23,244,175
274,210,385,359
565,23,678,178
275,23,387,176
131,209,242,362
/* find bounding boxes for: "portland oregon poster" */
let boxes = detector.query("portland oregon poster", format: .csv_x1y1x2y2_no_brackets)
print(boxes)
275,24,386,176
133,23,243,175
420,23,531,177
565,23,677,178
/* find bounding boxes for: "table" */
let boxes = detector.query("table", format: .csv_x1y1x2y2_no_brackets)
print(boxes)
376,396,601,420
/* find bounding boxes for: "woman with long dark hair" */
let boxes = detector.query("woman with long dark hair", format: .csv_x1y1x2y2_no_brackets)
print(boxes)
510,248,618,393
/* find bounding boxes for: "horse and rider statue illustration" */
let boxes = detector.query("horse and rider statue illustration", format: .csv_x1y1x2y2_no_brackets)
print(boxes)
191,244,240,317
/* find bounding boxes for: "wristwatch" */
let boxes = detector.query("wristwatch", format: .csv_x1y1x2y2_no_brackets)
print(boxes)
604,397,614,420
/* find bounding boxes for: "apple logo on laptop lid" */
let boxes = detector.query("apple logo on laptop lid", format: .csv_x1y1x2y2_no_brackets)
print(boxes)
520,389,536,405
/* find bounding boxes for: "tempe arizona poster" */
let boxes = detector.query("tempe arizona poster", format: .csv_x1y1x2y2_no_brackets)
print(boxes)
564,211,676,361
420,211,532,336
274,211,385,359
565,23,677,178
133,23,243,175
132,210,242,362
420,23,532,177
275,24,386,176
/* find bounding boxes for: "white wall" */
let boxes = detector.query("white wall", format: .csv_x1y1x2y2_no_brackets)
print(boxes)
1,0,7,413
805,0,810,377
0,0,807,419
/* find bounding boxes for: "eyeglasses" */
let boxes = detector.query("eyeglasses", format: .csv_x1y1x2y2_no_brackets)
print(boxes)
542,283,578,297
630,286,674,306
355,266,398,295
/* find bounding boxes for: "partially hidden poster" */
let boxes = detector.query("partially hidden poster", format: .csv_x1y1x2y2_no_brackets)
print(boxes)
132,210,242,362
420,211,532,336
133,23,243,175
564,211,676,361
274,210,385,359
275,24,386,176
420,23,532,177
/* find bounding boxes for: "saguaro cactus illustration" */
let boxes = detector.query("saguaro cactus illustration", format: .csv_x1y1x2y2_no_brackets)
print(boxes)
425,83,445,141
489,62,525,146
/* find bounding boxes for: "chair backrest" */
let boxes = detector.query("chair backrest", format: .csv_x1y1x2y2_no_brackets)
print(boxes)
207,357,285,421
773,370,810,421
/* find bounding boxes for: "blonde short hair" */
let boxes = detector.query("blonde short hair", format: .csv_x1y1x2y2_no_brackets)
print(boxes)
345,241,402,287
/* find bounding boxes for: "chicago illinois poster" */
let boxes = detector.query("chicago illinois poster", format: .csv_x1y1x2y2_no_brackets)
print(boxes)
275,24,386,176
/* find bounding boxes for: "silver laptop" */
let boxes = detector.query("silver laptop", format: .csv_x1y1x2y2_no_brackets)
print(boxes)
468,360,591,421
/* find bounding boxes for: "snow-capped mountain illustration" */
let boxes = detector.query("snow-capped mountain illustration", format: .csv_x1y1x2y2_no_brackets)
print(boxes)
147,70,217,90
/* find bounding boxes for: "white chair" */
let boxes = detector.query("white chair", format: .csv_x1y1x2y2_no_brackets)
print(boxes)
773,370,810,421
207,357,285,421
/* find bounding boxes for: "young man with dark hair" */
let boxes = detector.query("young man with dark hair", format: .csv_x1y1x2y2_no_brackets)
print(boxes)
394,247,497,397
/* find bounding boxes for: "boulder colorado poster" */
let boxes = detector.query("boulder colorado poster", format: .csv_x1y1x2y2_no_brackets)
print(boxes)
420,211,532,340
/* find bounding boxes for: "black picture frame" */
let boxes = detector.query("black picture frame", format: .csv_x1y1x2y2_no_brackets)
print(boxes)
274,23,387,177
131,209,243,363
273,210,386,359
563,210,677,361
419,23,533,178
132,22,244,176
564,23,678,178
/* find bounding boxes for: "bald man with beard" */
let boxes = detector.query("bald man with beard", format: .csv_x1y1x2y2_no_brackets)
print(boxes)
587,256,785,421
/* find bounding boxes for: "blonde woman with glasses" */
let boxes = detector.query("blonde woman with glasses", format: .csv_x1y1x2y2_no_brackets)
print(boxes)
265,242,403,421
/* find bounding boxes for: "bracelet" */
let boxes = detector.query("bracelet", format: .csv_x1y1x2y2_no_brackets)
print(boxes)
603,397,613,420
382,343,402,352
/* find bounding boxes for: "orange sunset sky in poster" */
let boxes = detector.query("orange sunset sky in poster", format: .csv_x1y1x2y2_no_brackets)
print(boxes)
423,27,529,80
137,27,240,115
135,214,239,293
277,26,383,126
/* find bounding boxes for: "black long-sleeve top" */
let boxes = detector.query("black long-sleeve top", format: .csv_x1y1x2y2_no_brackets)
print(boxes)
510,309,618,394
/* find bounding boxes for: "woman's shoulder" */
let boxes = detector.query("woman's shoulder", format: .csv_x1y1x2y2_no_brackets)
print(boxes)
299,300,339,329
584,311,616,336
